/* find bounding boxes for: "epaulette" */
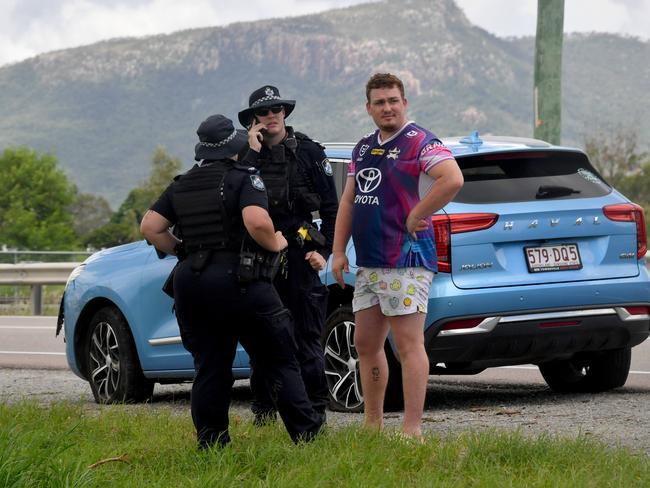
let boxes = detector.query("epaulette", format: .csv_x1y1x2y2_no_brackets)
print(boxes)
234,162,259,174
172,167,193,181
295,131,326,150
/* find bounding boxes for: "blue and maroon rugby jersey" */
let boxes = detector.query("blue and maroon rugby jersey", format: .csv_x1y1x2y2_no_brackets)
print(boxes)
347,121,454,271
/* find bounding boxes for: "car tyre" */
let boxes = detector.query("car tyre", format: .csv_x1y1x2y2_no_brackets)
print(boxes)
322,305,404,413
539,347,631,393
85,306,154,404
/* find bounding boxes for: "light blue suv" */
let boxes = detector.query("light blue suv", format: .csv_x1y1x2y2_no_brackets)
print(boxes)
58,133,650,412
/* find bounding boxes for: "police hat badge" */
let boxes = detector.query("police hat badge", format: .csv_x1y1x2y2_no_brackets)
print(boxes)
250,174,266,191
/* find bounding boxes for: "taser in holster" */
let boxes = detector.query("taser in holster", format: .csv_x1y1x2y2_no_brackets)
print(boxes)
296,222,327,249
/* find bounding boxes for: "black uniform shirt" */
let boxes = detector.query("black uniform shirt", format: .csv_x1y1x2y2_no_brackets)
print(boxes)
151,159,269,226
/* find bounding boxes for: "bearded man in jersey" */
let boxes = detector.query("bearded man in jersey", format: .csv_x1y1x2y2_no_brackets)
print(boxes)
331,73,464,438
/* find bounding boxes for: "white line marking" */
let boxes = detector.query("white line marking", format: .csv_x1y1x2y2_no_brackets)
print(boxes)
0,316,57,319
500,365,650,375
0,326,54,330
0,351,65,356
499,366,538,370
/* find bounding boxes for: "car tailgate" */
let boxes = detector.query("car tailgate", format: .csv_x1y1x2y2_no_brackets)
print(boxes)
443,148,645,289
449,198,641,289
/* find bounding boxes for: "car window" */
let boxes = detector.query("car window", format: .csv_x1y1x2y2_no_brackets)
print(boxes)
454,150,612,204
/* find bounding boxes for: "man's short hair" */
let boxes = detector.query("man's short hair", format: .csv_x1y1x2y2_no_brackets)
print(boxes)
365,73,405,102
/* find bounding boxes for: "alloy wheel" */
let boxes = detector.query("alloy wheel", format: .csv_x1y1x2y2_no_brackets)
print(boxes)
324,318,363,410
88,320,121,402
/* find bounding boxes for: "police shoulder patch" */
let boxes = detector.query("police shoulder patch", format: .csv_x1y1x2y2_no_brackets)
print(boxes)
250,174,266,191
321,158,333,176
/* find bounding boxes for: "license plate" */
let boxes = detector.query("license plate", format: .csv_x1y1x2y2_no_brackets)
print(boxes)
524,243,582,273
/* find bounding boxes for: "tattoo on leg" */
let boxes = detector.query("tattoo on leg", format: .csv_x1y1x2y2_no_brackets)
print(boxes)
371,367,380,382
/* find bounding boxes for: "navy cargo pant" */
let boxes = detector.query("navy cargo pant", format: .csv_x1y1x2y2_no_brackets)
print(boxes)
250,246,329,418
173,259,322,447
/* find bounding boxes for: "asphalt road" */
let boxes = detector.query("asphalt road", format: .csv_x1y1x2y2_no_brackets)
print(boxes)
1,315,649,387
0,316,68,369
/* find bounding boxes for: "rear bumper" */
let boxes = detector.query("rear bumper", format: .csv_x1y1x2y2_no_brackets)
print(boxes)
424,304,650,372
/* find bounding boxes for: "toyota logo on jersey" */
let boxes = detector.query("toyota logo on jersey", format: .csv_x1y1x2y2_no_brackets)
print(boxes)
355,168,382,205
356,168,382,193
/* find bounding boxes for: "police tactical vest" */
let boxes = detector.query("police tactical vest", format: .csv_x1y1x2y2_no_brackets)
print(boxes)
172,161,240,253
258,130,321,216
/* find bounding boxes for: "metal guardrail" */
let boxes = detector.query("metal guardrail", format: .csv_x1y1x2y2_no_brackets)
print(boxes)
0,262,81,315
1,254,649,315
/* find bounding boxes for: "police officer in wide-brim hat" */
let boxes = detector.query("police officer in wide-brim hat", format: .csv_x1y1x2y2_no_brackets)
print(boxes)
141,113,322,449
237,85,339,427
238,85,296,128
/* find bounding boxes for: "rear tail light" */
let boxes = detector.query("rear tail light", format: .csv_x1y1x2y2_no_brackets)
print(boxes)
623,306,649,316
431,213,498,272
603,203,647,259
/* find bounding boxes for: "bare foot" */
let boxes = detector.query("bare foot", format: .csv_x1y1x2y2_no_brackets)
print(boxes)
396,430,425,443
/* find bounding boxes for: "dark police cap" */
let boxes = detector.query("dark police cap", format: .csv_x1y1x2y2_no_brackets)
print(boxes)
194,114,248,161
237,85,295,127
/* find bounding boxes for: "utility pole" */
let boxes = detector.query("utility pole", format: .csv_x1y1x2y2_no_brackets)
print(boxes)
533,0,564,144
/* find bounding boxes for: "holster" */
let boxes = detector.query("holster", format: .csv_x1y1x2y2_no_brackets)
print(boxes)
295,222,327,251
238,249,285,284
190,249,212,273
162,262,179,298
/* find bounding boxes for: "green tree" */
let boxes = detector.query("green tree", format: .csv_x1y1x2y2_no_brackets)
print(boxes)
0,146,79,250
86,146,182,248
68,191,113,240
585,130,650,236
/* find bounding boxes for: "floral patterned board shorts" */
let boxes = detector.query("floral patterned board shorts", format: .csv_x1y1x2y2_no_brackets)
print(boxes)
352,267,434,316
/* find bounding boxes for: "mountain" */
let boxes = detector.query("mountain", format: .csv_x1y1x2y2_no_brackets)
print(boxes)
0,0,648,207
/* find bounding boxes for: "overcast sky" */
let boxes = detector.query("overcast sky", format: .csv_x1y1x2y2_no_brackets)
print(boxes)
1,0,648,68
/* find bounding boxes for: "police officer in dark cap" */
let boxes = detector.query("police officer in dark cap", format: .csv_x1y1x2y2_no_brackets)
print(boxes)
141,114,323,448
238,86,339,425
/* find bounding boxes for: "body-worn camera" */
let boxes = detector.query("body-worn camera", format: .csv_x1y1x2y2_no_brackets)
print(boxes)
238,251,259,283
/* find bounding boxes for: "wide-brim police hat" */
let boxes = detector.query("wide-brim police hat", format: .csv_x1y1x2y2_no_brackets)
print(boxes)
237,85,295,127
194,114,248,161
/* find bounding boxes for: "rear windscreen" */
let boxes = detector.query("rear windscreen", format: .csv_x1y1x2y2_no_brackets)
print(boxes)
453,150,612,204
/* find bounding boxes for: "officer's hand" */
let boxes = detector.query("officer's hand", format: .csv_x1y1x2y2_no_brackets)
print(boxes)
332,252,349,288
305,251,326,271
275,231,288,252
406,211,429,240
248,122,266,152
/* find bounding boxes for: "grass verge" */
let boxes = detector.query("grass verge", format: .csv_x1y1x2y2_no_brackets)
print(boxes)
1,401,649,487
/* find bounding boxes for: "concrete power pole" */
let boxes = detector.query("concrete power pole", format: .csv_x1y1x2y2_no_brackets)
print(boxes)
534,0,565,144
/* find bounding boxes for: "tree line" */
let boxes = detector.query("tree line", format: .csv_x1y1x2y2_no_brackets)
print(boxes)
1,132,649,252
0,145,180,251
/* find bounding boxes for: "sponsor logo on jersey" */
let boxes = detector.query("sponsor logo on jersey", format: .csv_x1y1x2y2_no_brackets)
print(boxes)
387,147,401,160
370,148,385,156
406,130,419,138
356,167,382,193
419,141,444,157
354,194,380,205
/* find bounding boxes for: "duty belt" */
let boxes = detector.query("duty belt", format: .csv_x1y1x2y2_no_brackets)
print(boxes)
188,249,239,272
